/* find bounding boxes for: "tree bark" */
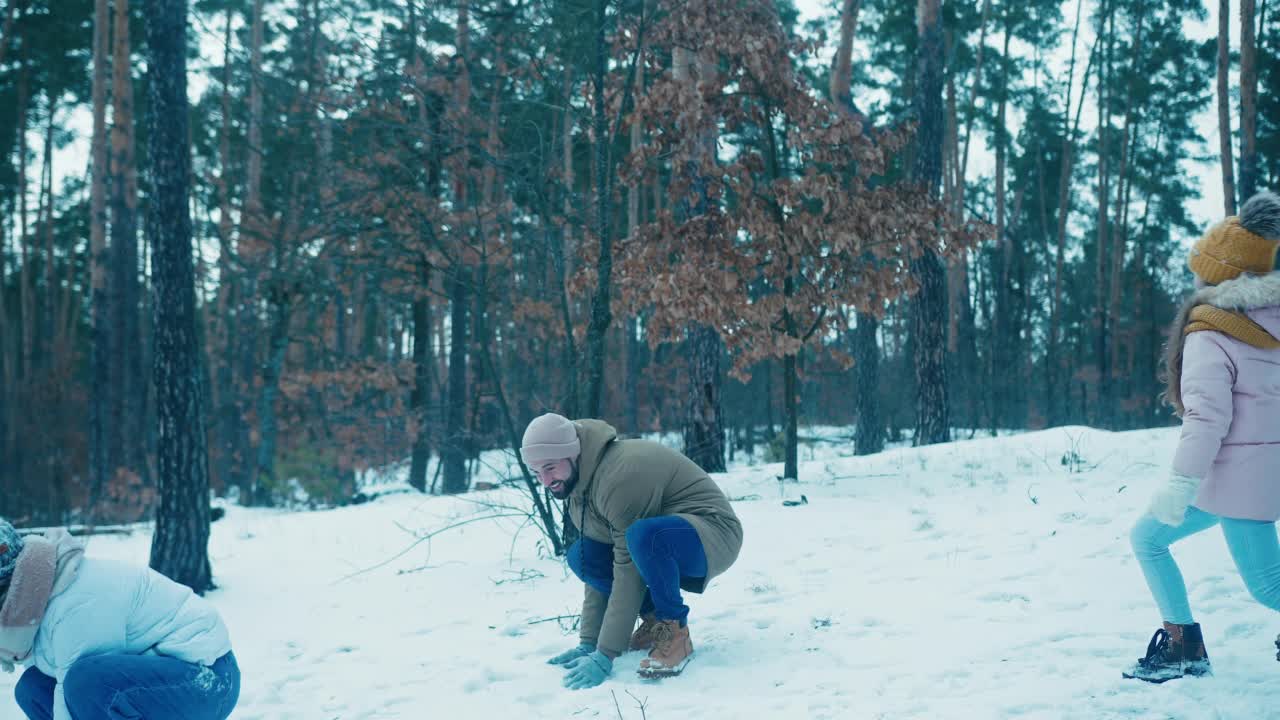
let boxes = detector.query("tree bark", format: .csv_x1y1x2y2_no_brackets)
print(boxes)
252,292,290,505
1241,0,1259,201
231,0,267,502
111,0,145,483
783,352,799,479
829,0,863,112
1093,3,1114,428
246,0,265,217
911,0,950,446
854,312,882,455
1108,5,1146,416
89,0,112,516
672,46,726,471
830,0,885,453
1048,0,1091,427
408,99,442,493
583,0,613,418
16,61,30,385
1218,0,1237,215
959,0,993,205
684,325,725,472
408,272,432,492
0,0,15,68
211,4,237,495
441,268,470,494
555,69,579,416
993,12,1012,429
145,0,212,592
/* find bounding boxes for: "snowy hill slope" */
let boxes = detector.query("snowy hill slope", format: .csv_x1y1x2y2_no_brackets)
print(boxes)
3,426,1276,719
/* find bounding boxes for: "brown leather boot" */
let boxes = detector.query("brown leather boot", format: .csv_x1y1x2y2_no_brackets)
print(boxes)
1122,622,1211,683
629,613,660,652
637,620,693,678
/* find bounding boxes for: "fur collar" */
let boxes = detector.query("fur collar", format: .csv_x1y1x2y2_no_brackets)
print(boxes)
1194,271,1280,311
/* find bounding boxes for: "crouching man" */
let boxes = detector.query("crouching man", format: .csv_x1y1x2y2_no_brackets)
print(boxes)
522,413,743,689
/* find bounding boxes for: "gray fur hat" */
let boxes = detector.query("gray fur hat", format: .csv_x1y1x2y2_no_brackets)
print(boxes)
0,520,23,588
1240,190,1280,241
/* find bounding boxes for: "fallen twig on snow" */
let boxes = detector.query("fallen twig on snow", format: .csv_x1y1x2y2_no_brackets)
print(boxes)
332,512,528,584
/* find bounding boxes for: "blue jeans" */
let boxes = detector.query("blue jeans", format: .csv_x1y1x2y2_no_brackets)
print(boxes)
1131,507,1280,625
15,651,239,720
567,516,709,626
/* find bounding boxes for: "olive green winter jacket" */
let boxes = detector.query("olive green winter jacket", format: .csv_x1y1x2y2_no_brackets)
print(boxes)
566,419,743,656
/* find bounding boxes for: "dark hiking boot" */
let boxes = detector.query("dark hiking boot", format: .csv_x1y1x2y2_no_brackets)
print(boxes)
630,614,660,652
1122,622,1211,683
637,620,693,679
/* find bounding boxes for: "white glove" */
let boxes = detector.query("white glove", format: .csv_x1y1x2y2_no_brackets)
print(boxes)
1149,473,1202,526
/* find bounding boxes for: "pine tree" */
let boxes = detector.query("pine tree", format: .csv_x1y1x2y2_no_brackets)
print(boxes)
146,0,213,592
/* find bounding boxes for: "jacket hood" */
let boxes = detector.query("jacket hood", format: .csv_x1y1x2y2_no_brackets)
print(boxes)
1199,271,1280,337
568,419,618,501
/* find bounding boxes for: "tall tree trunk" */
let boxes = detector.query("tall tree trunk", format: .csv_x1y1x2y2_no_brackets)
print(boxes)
1093,3,1114,428
993,12,1012,429
1218,0,1237,215
555,69,579,416
854,312,882,455
146,0,212,592
441,268,470,494
583,0,614,419
37,96,53,366
830,0,884,453
231,0,267,502
16,51,30,385
408,270,432,492
1240,0,1259,201
685,325,725,472
674,46,725,470
626,315,642,432
624,60,644,434
211,3,237,494
251,292,290,505
0,0,15,68
88,0,113,516
1108,6,1146,416
1048,0,1091,427
111,0,144,483
959,0,993,205
783,352,799,480
408,100,441,492
246,0,265,217
911,0,950,446
830,0,863,114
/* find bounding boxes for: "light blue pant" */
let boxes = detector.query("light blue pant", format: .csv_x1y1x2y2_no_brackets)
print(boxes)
1131,507,1280,625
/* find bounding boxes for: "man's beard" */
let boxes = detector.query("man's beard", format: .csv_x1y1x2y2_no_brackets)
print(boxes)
549,464,579,499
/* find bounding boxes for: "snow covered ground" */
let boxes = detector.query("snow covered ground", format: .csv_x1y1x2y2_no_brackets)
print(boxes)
4,425,1277,719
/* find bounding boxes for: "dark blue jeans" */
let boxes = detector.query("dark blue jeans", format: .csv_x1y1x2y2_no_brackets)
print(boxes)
567,515,708,626
15,651,239,720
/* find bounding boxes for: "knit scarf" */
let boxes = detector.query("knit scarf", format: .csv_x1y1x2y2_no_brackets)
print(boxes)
0,530,84,672
1164,272,1280,415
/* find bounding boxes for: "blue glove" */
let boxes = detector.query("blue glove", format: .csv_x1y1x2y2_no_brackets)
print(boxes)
562,650,612,690
547,643,595,666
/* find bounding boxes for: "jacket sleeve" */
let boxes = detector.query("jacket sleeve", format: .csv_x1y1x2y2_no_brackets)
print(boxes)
49,603,125,720
579,584,607,646
594,476,666,656
1171,332,1237,480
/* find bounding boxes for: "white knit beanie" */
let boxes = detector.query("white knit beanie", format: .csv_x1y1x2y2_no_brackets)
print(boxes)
520,413,581,465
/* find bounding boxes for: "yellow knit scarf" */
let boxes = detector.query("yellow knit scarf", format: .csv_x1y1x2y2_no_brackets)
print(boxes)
1184,305,1280,349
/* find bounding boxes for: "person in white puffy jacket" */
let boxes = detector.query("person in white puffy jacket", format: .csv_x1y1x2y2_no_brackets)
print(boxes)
0,520,239,720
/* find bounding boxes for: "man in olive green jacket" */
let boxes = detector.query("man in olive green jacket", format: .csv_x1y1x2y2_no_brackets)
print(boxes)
521,413,743,689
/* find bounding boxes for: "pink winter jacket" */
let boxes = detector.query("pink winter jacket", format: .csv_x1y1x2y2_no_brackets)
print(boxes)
1172,272,1280,521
